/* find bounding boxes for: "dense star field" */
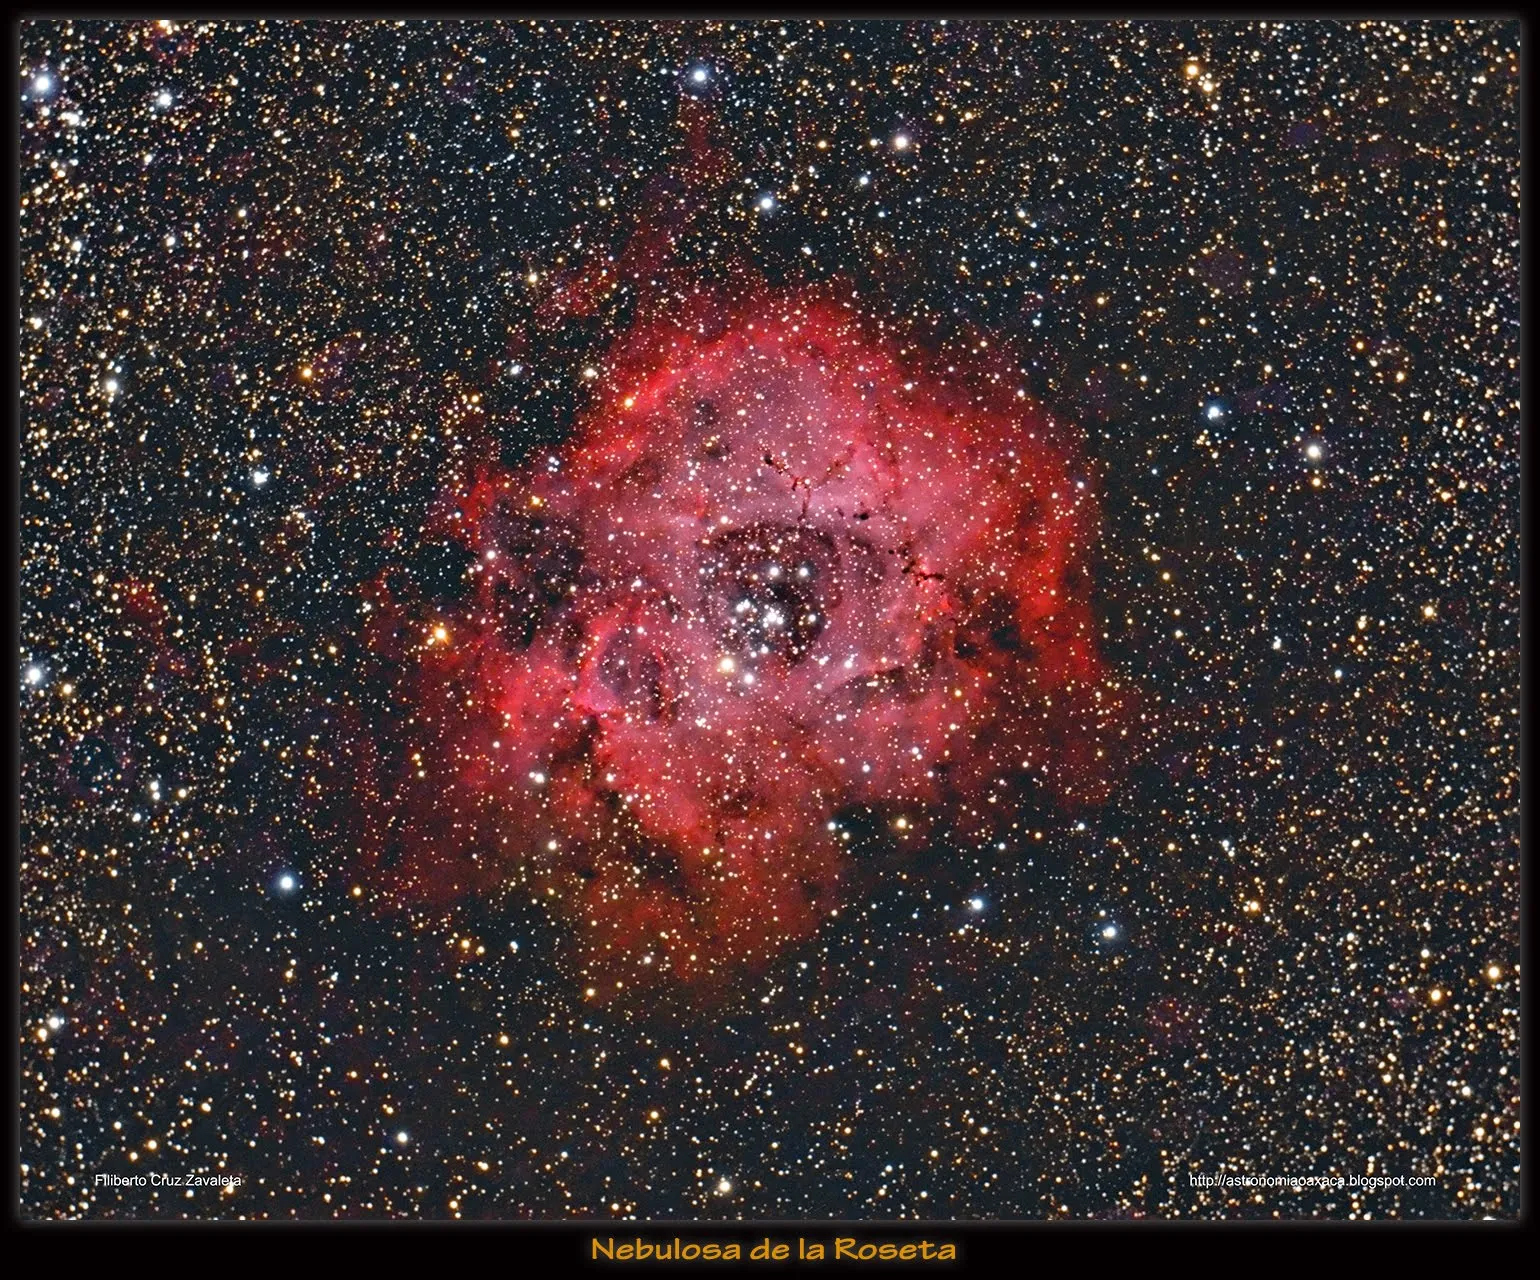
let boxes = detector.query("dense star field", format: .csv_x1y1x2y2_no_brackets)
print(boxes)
19,20,1518,1220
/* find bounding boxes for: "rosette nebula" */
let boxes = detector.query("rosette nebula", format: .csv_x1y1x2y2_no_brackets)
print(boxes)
333,286,1131,992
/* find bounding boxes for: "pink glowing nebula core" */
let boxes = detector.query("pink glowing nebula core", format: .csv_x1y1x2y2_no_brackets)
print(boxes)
334,285,1132,993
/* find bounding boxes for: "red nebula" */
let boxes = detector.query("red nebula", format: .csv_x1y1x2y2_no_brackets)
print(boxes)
333,283,1131,994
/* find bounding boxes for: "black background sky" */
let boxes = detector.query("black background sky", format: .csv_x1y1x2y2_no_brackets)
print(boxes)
19,18,1519,1221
